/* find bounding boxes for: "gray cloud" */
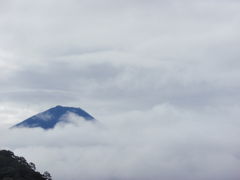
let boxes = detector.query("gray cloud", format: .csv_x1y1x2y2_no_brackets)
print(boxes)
1,0,240,179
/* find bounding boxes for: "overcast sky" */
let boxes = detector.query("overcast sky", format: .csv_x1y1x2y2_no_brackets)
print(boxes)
1,0,240,179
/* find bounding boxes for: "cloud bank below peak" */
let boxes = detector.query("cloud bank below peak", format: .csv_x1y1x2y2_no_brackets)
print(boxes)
1,104,240,180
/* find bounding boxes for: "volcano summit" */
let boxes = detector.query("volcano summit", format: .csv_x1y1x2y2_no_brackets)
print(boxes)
11,105,95,130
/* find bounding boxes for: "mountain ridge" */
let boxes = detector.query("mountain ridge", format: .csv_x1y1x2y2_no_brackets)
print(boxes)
12,105,95,130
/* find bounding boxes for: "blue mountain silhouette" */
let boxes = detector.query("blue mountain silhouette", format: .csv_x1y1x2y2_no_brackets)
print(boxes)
12,105,95,129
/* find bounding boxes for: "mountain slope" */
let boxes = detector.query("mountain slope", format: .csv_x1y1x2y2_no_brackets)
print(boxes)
0,150,51,180
12,105,95,130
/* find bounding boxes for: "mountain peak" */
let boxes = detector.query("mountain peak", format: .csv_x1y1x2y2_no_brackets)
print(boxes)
12,105,95,130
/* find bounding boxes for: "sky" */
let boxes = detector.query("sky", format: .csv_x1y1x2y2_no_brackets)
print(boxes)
1,0,240,179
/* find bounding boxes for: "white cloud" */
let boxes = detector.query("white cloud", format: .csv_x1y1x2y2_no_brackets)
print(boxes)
1,0,240,179
1,104,240,180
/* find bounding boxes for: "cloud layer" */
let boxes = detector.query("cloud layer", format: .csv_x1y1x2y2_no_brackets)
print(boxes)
2,104,240,180
1,0,240,114
1,0,240,179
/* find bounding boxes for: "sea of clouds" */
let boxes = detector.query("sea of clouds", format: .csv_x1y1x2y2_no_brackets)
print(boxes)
1,0,240,179
1,104,240,180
